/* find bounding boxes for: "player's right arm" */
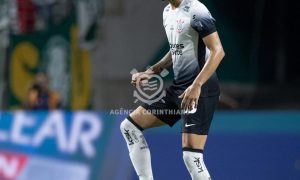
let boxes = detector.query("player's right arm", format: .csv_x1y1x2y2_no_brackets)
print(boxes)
131,52,172,87
149,51,172,74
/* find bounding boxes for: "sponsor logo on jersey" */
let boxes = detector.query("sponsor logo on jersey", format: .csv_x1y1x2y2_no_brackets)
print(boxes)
170,43,185,56
192,15,203,32
170,44,184,49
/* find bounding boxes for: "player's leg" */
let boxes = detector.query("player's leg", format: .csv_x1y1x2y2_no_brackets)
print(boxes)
181,96,219,180
182,133,207,150
120,106,165,180
182,134,211,180
130,106,166,129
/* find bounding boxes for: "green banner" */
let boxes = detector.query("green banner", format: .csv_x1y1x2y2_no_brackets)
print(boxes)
7,17,91,110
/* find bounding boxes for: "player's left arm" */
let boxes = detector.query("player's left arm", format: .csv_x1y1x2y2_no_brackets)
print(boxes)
180,5,225,110
180,32,225,110
193,32,225,88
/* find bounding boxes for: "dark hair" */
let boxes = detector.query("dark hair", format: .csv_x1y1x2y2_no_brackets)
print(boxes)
31,83,43,94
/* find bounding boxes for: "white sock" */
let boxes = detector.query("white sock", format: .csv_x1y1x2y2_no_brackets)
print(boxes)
183,148,211,180
120,117,153,180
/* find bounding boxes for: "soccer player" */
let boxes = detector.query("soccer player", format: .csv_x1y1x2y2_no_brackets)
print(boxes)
120,0,225,179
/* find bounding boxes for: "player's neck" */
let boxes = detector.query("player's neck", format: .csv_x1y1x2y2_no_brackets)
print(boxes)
168,0,183,9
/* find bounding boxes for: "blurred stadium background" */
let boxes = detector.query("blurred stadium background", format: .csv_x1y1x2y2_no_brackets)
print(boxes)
0,0,299,180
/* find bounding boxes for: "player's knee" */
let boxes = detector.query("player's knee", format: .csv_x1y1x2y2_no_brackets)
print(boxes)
182,151,189,164
120,119,129,133
120,117,145,145
182,148,204,164
120,116,144,134
120,117,148,151
182,133,207,150
120,118,137,148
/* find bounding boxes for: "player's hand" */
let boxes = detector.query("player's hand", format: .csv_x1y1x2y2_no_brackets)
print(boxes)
179,84,201,111
131,70,154,87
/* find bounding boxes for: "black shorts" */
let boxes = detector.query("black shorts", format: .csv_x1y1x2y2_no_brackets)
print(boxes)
141,87,219,135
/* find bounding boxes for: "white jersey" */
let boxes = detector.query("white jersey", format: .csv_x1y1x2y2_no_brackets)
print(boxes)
163,0,220,97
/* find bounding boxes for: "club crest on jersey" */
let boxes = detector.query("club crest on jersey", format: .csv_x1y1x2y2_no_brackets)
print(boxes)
176,19,184,33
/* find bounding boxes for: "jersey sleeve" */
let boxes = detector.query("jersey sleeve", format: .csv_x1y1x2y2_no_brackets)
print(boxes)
190,3,217,38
